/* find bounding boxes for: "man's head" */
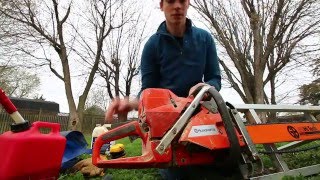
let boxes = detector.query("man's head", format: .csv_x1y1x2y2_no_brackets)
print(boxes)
160,0,190,26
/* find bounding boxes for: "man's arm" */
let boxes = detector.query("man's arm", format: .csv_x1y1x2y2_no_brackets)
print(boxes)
204,33,221,91
105,97,139,123
139,36,160,97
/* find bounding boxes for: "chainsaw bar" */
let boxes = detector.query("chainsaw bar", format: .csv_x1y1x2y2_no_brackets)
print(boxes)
246,122,320,144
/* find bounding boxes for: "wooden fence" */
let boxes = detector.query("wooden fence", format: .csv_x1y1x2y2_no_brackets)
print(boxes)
0,112,106,135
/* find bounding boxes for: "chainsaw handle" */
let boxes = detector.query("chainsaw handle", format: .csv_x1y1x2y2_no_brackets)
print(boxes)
189,84,205,97
92,120,147,165
207,86,241,168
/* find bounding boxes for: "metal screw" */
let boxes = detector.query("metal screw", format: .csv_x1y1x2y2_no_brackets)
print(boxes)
159,144,164,151
172,128,177,134
181,158,185,163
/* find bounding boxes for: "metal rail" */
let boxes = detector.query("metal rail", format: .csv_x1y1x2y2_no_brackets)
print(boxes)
250,164,320,180
231,103,320,179
234,104,320,113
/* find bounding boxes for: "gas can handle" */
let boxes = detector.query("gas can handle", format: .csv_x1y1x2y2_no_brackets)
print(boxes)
32,121,61,134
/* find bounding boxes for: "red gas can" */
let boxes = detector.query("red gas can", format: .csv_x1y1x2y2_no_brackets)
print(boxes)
0,121,66,180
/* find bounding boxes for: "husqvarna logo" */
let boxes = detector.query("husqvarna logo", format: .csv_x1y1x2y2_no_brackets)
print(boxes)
194,128,214,133
189,125,219,137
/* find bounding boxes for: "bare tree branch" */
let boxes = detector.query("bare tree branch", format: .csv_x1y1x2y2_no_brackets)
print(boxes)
193,0,320,108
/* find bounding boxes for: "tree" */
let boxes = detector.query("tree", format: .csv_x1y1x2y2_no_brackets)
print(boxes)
0,0,133,130
0,66,40,98
85,87,109,111
84,105,105,115
0,1,29,71
99,8,148,99
299,79,320,105
312,58,320,77
192,0,320,114
299,46,320,106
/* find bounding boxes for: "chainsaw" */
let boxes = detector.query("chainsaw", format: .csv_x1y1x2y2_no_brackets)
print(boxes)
92,85,320,179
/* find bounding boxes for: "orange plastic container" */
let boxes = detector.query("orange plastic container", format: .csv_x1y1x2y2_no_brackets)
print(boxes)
0,121,66,180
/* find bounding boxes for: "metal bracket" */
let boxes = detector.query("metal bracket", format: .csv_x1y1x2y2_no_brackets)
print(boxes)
155,86,211,154
230,108,260,160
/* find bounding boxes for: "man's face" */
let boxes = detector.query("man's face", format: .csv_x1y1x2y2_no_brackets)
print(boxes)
160,0,190,25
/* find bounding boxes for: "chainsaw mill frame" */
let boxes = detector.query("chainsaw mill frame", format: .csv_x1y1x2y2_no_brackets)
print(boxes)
231,104,320,179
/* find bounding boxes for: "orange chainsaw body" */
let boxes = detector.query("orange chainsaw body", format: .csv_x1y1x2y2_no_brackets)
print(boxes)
92,88,320,168
93,88,244,168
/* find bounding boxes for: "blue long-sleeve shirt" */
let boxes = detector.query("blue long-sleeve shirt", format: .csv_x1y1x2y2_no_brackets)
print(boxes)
140,19,221,97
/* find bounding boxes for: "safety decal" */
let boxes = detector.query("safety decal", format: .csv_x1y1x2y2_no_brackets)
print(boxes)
287,125,320,139
298,126,320,136
287,126,299,139
188,125,219,137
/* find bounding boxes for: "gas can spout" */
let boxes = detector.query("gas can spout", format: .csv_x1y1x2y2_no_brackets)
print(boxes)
0,89,25,123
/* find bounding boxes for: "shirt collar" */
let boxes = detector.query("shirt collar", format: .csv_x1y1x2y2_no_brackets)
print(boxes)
157,18,192,35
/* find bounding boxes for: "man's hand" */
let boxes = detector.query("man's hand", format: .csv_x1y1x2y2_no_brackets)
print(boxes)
188,83,209,96
105,97,139,123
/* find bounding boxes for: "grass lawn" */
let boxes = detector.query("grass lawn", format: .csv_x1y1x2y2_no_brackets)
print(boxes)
59,135,320,180
59,135,162,180
87,136,162,180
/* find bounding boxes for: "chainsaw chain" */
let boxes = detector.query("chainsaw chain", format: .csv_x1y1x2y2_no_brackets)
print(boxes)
258,143,320,154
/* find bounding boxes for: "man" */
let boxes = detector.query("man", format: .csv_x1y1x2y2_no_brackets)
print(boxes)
105,0,221,121
105,0,222,179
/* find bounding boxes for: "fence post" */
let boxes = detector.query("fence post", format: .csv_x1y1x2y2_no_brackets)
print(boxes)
38,109,42,120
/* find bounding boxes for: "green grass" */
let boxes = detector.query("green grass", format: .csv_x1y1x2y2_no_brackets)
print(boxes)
60,136,320,179
253,142,320,180
105,137,162,180
59,135,162,180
